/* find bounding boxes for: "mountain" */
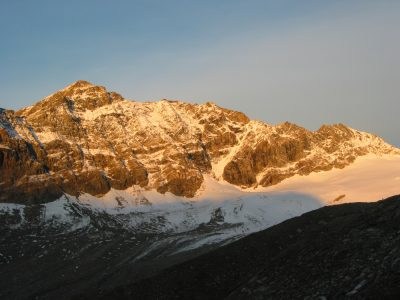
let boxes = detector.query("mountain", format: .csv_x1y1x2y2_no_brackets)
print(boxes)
96,194,400,299
1,81,399,299
1,80,398,203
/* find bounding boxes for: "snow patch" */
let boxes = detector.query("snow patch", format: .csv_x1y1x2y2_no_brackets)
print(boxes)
263,154,400,204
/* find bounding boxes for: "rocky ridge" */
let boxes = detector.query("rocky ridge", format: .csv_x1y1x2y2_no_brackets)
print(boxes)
1,80,398,203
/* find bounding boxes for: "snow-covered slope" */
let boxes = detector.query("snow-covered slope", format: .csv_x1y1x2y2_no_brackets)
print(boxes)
0,175,321,251
267,153,400,203
2,152,399,254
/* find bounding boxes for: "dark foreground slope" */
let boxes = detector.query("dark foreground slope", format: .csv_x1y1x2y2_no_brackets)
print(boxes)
97,195,400,299
0,203,236,300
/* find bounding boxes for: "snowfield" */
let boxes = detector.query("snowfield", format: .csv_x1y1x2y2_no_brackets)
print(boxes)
264,153,400,204
1,153,399,253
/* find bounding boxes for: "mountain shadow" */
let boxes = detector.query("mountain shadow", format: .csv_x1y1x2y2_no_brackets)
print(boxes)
97,195,400,299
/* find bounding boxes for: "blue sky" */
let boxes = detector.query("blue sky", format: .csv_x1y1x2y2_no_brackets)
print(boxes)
1,0,399,146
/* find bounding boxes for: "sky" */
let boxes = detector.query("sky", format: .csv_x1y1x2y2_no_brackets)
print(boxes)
0,0,399,146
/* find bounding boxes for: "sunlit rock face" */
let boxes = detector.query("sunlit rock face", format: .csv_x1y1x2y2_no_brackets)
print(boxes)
0,81,398,203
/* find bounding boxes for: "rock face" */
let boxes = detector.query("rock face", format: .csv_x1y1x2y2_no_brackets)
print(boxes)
0,80,398,203
99,195,400,299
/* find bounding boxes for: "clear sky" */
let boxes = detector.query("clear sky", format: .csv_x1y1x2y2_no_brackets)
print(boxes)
1,0,399,146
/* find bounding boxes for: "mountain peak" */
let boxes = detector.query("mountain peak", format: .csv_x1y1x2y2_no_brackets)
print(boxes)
17,80,123,116
60,79,104,97
63,80,95,91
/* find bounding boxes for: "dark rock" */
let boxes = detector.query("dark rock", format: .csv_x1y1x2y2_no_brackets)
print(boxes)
96,195,400,299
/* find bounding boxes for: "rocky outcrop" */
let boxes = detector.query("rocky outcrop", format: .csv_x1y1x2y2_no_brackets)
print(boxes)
0,81,399,203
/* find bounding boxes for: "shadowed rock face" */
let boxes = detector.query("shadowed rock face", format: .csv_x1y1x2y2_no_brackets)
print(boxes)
97,195,400,300
0,81,398,203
